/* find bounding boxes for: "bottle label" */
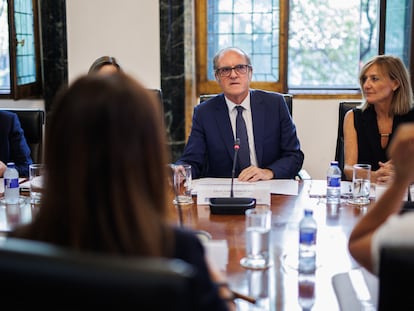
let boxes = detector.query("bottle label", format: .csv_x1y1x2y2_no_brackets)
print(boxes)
300,229,316,244
4,178,19,189
327,176,340,187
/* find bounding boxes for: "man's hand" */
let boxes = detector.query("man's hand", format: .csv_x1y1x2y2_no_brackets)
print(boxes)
238,166,273,182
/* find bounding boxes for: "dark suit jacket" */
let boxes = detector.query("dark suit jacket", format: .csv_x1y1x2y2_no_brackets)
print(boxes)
0,111,32,177
177,90,304,179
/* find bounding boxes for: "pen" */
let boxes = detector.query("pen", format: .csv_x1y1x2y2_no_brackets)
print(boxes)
19,178,29,184
231,289,257,304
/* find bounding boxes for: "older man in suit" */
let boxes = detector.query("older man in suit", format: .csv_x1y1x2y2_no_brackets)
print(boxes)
177,47,304,181
0,111,32,177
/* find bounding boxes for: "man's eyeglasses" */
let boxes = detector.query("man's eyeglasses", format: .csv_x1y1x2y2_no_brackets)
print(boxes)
215,64,251,77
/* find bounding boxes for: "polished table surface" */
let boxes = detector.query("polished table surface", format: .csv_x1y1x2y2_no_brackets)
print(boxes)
170,180,372,311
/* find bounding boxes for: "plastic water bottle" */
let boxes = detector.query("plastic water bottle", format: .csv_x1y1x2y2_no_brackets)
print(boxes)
326,161,341,204
298,209,317,273
4,162,19,204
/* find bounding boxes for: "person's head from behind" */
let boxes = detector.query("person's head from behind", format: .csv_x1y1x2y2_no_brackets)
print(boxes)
359,54,413,115
213,47,252,104
88,56,122,75
41,73,170,255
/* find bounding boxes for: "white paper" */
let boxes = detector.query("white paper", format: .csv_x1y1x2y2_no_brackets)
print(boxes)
376,183,411,201
259,179,299,195
192,178,298,196
203,239,228,271
308,180,366,198
196,181,271,205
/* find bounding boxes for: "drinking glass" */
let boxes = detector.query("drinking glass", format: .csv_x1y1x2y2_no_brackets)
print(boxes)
240,208,272,269
29,163,45,204
349,164,371,205
172,164,193,205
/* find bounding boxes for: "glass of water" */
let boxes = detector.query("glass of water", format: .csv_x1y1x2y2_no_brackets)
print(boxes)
240,208,272,270
29,163,45,204
172,164,193,205
349,164,371,206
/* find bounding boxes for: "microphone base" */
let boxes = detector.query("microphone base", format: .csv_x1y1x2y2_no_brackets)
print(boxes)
209,197,256,215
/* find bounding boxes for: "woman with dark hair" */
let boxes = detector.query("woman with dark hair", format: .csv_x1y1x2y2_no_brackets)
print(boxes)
10,73,232,310
343,55,414,183
88,55,122,75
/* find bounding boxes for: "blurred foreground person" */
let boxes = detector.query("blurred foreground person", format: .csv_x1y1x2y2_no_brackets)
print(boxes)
349,123,414,274
10,73,232,310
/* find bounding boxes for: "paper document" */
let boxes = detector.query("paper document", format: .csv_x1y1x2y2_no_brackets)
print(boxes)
308,180,372,198
193,178,298,205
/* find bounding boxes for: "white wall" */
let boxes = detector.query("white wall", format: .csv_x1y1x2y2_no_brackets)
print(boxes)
66,0,160,88
293,99,343,179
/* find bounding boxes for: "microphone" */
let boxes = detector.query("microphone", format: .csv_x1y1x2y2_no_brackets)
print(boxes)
230,138,240,198
209,139,256,215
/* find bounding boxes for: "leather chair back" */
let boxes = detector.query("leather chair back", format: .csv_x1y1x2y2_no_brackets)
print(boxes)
0,237,196,309
334,101,362,180
378,245,414,310
5,109,45,163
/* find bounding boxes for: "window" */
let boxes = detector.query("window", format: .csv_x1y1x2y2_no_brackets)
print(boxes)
0,0,42,99
288,0,378,91
384,0,413,65
196,0,413,96
197,0,288,94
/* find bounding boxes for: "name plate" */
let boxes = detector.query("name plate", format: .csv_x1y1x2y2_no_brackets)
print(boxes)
196,182,271,205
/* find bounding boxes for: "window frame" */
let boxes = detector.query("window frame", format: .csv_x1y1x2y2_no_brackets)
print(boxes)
2,0,42,100
195,0,289,95
196,0,414,99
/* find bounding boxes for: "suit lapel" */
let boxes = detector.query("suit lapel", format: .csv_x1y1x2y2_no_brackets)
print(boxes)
250,90,265,165
214,95,236,158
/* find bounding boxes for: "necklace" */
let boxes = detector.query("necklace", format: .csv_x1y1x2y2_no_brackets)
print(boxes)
380,133,390,138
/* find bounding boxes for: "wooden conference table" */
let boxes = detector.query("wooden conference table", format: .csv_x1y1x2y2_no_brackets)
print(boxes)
170,179,372,311
0,180,372,310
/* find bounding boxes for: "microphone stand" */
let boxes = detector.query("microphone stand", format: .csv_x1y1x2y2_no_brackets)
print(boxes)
230,139,239,198
209,139,256,215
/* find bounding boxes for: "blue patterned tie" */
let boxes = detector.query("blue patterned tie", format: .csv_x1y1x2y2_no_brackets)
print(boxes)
235,106,251,170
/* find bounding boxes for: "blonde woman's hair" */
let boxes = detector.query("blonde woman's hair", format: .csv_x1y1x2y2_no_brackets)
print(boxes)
359,55,413,115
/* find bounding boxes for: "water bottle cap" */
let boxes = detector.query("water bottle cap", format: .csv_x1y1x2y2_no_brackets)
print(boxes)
330,161,338,166
6,162,15,168
304,209,313,216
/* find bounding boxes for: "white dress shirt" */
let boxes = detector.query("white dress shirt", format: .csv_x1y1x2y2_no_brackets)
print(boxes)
224,95,258,167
